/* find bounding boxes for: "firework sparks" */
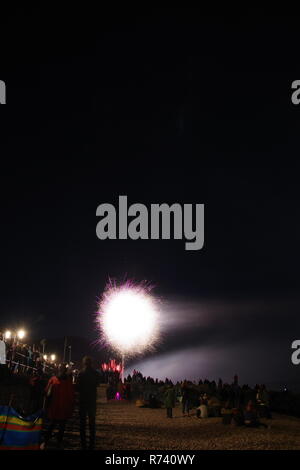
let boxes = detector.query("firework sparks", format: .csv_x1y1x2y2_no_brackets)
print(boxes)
101,359,122,373
98,280,160,358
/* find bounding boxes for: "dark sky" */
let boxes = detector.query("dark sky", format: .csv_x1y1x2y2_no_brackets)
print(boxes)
1,9,300,386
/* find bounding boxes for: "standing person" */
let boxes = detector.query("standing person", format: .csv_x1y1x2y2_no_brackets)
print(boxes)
164,385,176,418
0,333,7,380
42,363,74,450
77,356,100,450
256,384,272,419
125,381,131,401
27,345,33,373
29,368,45,413
181,381,191,416
117,379,124,399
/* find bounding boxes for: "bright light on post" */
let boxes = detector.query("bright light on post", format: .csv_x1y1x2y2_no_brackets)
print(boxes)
43,355,48,361
5,331,11,339
17,329,26,340
50,354,56,362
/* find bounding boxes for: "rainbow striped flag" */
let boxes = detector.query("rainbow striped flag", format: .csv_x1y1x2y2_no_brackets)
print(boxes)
0,406,43,450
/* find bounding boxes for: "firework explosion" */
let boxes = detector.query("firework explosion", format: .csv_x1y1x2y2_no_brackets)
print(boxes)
98,280,160,358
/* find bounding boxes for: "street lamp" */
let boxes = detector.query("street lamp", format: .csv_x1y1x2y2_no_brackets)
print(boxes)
50,354,56,362
4,331,11,340
17,330,26,340
43,355,48,361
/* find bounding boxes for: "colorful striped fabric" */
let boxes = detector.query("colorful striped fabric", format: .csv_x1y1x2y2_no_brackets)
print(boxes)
0,406,43,450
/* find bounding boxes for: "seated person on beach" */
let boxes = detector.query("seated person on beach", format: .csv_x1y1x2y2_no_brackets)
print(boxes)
231,407,244,426
196,398,208,418
244,400,268,428
221,401,233,424
208,395,221,417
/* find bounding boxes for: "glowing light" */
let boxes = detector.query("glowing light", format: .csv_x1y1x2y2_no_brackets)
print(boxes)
50,354,56,361
17,329,26,340
4,331,11,339
98,280,160,357
43,355,48,361
101,359,123,373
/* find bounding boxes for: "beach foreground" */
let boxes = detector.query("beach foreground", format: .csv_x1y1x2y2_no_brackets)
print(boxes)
57,392,300,450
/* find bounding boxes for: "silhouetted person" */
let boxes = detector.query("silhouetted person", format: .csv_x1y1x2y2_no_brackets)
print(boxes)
42,364,74,450
77,356,100,450
181,381,191,416
164,385,176,418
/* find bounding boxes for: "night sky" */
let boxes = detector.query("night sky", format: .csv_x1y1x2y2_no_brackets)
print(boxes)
1,9,300,387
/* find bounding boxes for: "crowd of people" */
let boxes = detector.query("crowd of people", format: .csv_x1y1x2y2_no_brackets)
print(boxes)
0,331,57,377
0,332,101,450
108,371,272,429
40,356,100,450
0,335,274,450
176,376,271,428
0,353,100,450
